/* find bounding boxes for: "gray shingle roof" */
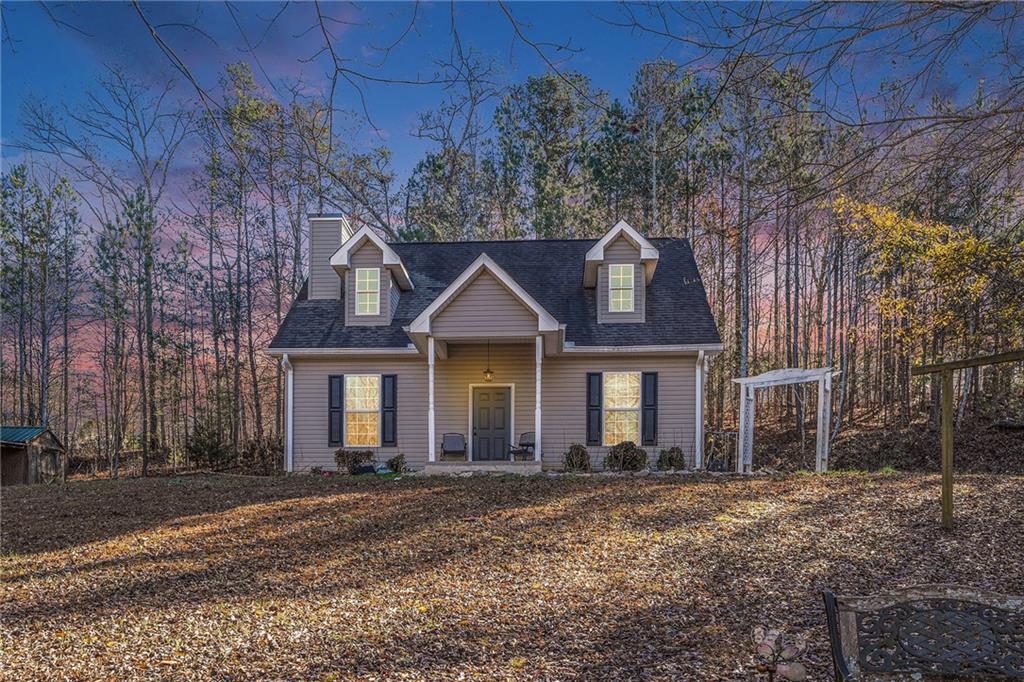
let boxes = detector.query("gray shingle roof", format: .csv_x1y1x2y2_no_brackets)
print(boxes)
269,238,720,349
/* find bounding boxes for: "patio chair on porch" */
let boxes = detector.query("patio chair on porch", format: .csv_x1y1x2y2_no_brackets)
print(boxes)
508,432,535,461
441,433,467,461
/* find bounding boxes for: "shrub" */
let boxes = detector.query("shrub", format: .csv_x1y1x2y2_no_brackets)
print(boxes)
239,436,283,475
563,443,591,472
604,441,647,471
186,420,232,469
310,466,323,476
386,453,407,474
656,446,687,471
334,449,374,475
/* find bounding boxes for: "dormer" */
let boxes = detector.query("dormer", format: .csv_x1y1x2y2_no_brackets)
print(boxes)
330,225,414,327
584,220,659,324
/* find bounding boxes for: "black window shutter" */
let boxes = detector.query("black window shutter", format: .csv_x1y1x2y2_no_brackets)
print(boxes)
586,372,602,446
641,372,658,446
381,374,397,446
329,375,344,446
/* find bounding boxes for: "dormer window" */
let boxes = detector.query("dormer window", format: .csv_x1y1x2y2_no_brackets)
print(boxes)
355,268,380,315
608,264,634,313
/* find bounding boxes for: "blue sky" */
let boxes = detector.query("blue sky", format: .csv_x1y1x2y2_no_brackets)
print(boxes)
2,2,693,183
1,2,1006,185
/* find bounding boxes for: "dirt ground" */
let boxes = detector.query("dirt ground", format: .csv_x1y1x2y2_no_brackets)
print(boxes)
753,419,1024,473
2,472,1022,681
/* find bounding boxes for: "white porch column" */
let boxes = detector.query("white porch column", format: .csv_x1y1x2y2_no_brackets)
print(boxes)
428,336,436,462
815,373,833,473
282,354,294,472
694,351,705,469
535,335,543,462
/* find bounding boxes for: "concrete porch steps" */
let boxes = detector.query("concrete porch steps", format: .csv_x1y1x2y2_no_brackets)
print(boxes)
423,460,543,476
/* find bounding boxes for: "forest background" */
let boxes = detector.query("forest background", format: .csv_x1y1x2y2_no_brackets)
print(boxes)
2,2,1022,474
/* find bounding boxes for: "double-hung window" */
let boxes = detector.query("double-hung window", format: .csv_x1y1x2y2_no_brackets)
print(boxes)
608,264,634,312
345,375,380,446
603,371,641,445
355,268,380,315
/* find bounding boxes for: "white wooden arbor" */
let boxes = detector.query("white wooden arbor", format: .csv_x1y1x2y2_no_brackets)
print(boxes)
733,367,836,474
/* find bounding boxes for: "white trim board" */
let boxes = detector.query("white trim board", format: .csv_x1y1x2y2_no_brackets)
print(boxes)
584,220,660,287
467,383,515,461
265,346,419,357
733,367,837,388
562,343,723,354
329,225,414,290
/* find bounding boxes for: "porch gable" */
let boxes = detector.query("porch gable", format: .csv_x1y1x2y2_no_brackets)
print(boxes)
407,253,560,337
432,270,538,338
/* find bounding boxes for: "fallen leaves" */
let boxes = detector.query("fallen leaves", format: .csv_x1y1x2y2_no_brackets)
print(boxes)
1,473,1022,680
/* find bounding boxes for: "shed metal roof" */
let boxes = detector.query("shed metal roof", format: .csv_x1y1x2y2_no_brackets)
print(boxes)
1,426,48,445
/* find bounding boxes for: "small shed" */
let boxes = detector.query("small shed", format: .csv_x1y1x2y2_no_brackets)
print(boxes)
1,426,65,486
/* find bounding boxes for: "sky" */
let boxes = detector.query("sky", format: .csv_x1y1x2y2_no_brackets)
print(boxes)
1,1,1006,187
1,1,699,184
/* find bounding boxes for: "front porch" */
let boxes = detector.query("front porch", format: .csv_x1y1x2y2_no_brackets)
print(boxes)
407,253,560,470
426,339,545,466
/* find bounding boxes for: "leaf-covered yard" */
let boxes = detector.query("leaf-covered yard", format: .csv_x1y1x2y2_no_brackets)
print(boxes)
2,473,1022,681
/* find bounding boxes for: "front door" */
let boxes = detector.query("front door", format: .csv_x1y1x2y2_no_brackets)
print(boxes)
472,387,511,460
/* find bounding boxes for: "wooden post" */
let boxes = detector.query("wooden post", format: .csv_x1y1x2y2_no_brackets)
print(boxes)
735,385,745,473
941,369,954,530
737,386,755,473
909,350,1023,529
815,375,832,473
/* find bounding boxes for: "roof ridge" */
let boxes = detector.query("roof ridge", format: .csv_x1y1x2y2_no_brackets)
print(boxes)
391,236,682,246
392,237,597,245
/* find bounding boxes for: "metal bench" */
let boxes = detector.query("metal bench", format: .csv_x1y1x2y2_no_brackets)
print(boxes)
823,585,1024,680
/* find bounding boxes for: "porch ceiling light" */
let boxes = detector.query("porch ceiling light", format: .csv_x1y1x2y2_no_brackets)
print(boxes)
483,341,494,382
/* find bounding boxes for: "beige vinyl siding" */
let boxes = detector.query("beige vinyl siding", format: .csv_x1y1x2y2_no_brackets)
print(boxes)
540,354,697,469
308,221,343,299
291,357,427,470
345,242,392,326
597,236,645,323
431,271,539,338
435,343,536,455
291,350,698,472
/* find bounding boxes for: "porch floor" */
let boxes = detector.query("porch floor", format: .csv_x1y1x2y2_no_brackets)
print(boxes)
423,460,542,476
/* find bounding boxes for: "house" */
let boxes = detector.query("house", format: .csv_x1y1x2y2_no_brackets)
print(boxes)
268,216,722,473
1,426,65,486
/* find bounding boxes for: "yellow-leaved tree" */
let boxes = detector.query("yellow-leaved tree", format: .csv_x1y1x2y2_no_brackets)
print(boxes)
833,197,1023,342
832,196,1024,420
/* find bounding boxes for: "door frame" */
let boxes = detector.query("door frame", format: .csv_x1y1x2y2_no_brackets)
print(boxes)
467,383,515,461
